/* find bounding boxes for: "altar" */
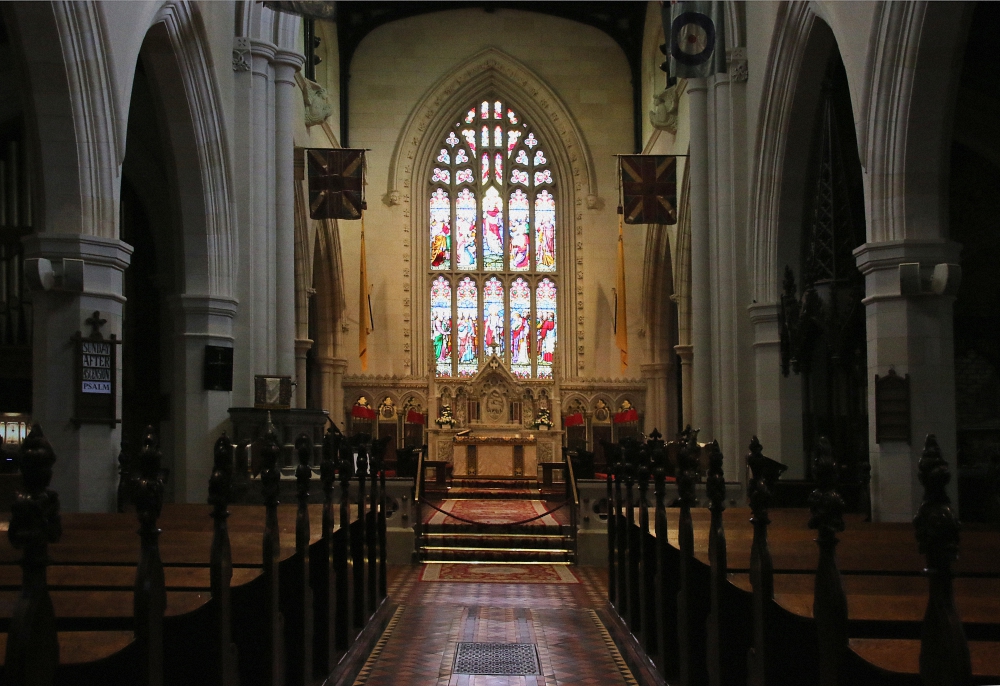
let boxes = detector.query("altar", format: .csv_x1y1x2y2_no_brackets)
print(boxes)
452,435,537,477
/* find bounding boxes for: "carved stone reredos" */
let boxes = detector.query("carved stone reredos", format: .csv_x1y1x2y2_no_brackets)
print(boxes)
436,355,552,415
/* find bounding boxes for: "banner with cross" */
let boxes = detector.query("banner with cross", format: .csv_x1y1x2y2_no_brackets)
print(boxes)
307,148,365,220
619,155,678,225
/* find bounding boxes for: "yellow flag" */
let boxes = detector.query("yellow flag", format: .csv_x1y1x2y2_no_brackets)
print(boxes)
615,216,628,373
359,215,371,371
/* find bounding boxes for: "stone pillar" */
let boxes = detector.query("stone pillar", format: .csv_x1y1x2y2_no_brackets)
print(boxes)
318,356,347,432
675,344,694,430
231,38,255,406
273,48,304,384
295,337,312,408
171,295,237,504
748,303,805,479
641,361,671,435
249,39,277,377
23,233,132,512
711,73,739,465
687,78,713,439
854,239,961,522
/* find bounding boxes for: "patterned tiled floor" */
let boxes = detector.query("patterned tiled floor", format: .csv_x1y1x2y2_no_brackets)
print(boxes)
356,565,636,686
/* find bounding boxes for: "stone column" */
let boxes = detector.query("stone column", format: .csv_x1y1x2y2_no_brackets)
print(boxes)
711,73,739,465
231,38,252,406
748,303,805,479
675,344,694,430
249,39,277,378
23,233,132,512
641,361,671,435
687,78,713,439
171,295,237,504
317,356,346,431
273,48,304,385
855,239,961,522
295,337,312,408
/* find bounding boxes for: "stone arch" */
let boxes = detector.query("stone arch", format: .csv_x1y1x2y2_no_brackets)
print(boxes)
561,393,588,416
398,48,593,379
749,7,870,476
861,1,971,242
749,1,819,304
150,1,236,300
386,47,597,206
4,2,121,237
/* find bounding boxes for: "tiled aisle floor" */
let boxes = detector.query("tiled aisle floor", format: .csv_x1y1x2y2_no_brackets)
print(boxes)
354,565,637,686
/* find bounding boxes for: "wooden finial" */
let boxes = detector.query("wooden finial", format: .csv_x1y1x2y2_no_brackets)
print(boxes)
209,433,234,512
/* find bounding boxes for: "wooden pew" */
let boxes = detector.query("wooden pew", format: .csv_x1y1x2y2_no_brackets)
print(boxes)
606,431,1000,686
0,424,390,686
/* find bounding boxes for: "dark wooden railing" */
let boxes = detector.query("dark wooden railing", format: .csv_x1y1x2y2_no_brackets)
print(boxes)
1,422,391,686
565,449,580,563
603,430,991,686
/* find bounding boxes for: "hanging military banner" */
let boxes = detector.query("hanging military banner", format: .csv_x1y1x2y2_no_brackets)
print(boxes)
619,155,678,225
663,1,727,79
307,148,365,220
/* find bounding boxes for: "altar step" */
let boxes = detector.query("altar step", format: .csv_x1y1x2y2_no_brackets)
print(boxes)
416,497,575,563
418,530,575,563
446,487,540,499
450,476,536,491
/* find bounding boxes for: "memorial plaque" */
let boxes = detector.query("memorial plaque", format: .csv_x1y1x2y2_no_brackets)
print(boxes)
73,311,120,426
875,368,910,444
204,345,234,391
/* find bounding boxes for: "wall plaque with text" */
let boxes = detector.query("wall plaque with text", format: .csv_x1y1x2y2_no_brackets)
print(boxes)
73,311,120,427
875,368,910,444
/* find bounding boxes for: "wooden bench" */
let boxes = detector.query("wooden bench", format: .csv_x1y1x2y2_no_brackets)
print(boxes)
602,434,1000,686
1,425,394,686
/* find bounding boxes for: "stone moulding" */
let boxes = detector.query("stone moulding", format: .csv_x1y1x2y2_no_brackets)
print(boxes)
53,1,123,239
153,1,237,301
385,47,597,204
393,46,592,379
748,1,817,304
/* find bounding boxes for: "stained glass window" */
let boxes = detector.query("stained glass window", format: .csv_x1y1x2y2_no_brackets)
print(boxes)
430,188,450,270
431,276,452,377
484,277,504,357
456,188,477,269
536,279,557,378
482,187,504,270
535,190,555,272
429,99,557,378
509,189,530,271
456,277,479,377
510,278,531,378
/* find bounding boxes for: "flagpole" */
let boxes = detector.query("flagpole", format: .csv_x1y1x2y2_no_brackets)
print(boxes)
359,212,370,371
615,213,628,375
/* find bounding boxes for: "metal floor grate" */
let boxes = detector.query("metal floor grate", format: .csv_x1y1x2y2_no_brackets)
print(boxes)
454,642,540,675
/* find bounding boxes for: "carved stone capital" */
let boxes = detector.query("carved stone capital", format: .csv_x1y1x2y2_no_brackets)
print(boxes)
232,37,250,71
727,48,748,83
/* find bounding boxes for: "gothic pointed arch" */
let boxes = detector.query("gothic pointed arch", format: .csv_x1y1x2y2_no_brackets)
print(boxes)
749,2,819,304
150,0,237,300
398,48,593,380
